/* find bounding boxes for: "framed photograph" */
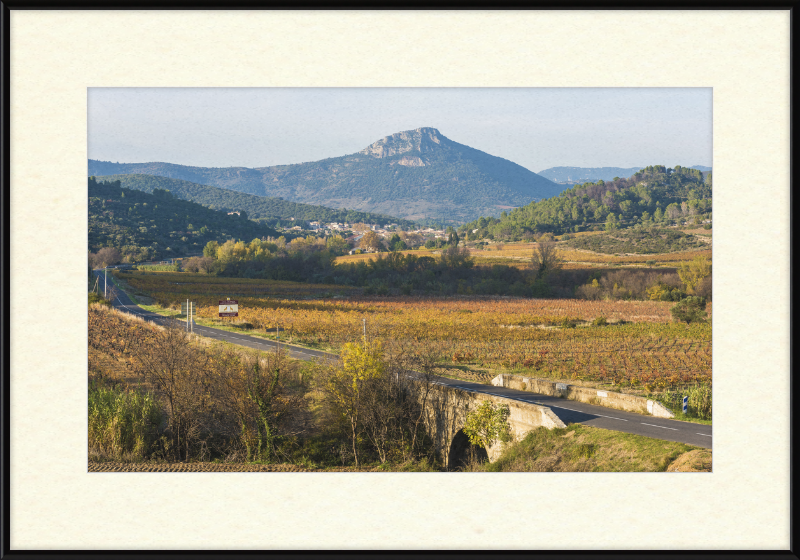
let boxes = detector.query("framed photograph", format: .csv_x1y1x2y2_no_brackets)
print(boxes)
6,8,790,553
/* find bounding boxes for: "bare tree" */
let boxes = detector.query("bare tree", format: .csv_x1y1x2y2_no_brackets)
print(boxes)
531,242,563,281
212,348,306,462
130,322,211,461
95,247,122,268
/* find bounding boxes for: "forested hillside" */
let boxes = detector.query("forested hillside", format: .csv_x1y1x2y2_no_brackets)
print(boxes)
89,127,563,223
92,174,416,229
89,177,281,262
459,165,711,241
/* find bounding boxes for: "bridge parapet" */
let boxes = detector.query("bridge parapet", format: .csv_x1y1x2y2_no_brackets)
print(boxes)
421,382,566,470
491,373,674,419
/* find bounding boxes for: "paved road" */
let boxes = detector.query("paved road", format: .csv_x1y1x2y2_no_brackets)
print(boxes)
94,269,712,449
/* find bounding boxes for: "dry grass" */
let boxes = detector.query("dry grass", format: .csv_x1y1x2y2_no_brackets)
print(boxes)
666,449,713,472
484,424,704,472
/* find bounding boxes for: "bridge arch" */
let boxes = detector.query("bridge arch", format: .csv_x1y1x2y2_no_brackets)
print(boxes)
446,429,489,471
419,383,567,469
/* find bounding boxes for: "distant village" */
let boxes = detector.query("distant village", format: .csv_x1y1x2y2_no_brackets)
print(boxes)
279,219,451,255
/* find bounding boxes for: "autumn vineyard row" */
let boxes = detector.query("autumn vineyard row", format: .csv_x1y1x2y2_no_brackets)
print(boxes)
119,272,712,391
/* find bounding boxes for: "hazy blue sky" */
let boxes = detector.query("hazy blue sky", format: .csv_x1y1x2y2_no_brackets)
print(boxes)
88,88,712,172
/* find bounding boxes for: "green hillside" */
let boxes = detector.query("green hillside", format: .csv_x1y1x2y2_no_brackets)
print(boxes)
92,173,416,229
459,165,711,241
89,177,282,262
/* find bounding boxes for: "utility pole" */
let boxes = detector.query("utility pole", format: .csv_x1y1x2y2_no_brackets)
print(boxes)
104,267,107,298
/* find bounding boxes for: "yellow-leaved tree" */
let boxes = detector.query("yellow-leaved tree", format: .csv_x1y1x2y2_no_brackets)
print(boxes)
323,339,386,467
678,256,711,295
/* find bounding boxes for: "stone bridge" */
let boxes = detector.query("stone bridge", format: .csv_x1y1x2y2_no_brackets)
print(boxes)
420,382,566,470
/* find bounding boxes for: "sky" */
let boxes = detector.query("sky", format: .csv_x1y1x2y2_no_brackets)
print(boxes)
88,88,712,172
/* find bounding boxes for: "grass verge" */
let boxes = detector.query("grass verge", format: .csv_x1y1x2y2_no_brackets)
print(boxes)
481,424,708,472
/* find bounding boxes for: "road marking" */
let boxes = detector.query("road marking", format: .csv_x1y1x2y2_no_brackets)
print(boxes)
547,405,589,414
696,433,712,437
591,414,629,421
641,422,678,431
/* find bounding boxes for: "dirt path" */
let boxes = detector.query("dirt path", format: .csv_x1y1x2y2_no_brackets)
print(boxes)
89,461,385,472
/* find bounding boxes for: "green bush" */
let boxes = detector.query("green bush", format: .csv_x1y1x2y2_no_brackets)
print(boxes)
88,292,112,307
670,296,707,324
88,384,164,461
656,384,712,421
592,316,607,327
687,384,712,420
463,401,512,450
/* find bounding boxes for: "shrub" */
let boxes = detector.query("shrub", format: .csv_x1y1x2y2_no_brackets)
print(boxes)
657,384,712,420
671,296,707,324
592,316,607,326
88,384,164,461
88,292,112,307
463,401,512,451
687,384,712,420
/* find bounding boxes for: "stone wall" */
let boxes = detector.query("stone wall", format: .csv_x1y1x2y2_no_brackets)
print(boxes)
490,374,674,419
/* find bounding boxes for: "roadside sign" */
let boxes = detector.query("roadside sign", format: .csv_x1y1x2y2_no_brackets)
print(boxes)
180,302,196,314
682,396,688,413
219,299,239,317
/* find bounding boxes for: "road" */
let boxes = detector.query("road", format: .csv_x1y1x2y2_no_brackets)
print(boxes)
94,269,712,449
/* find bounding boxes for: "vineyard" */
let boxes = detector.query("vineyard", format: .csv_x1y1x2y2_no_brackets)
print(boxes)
335,244,711,268
116,271,712,392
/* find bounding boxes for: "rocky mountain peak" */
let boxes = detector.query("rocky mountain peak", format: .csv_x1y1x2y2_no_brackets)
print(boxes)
359,127,446,159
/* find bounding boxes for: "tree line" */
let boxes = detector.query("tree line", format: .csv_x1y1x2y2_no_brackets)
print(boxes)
459,165,712,241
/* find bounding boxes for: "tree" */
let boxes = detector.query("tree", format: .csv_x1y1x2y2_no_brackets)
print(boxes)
665,203,681,220
388,233,407,252
93,247,122,268
203,240,219,258
439,245,473,269
671,296,707,324
531,242,563,282
447,229,460,247
130,322,211,461
678,256,711,294
462,401,512,451
605,213,619,232
322,340,386,467
326,235,350,255
360,230,383,252
214,349,304,462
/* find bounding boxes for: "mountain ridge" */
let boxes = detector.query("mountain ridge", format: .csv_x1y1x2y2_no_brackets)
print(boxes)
89,127,562,223
538,165,711,184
